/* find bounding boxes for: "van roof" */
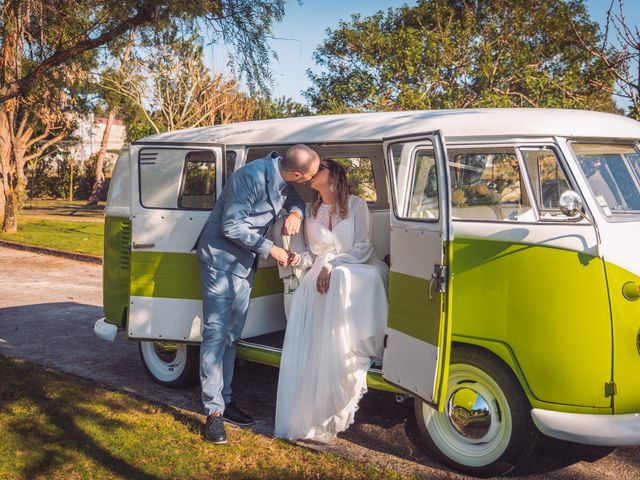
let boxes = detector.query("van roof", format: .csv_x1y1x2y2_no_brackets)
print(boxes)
133,108,640,146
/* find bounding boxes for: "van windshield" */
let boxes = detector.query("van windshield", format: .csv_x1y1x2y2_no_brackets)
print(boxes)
570,142,640,217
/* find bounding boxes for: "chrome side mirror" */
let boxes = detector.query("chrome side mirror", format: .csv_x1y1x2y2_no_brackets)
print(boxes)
559,190,583,218
559,190,603,259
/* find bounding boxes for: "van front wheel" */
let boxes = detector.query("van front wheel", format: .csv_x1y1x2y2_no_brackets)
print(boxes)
415,347,537,477
138,341,199,388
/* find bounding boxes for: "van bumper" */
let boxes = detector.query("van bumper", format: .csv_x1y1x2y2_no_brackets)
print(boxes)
94,317,118,342
532,408,640,446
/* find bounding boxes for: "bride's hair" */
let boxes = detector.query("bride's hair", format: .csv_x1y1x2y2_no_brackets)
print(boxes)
311,159,349,220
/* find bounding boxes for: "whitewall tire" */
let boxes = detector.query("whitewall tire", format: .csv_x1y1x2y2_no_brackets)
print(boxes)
138,341,199,388
415,346,537,477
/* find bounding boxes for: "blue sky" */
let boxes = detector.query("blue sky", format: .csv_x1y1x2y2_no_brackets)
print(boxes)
207,0,640,104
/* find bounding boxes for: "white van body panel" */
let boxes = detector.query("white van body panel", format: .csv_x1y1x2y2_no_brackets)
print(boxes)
136,109,640,147
128,294,286,341
105,146,131,218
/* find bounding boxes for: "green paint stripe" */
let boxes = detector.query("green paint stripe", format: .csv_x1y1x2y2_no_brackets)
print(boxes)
388,271,440,345
130,251,282,299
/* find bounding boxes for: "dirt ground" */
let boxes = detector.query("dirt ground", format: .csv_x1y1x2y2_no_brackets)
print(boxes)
1,246,639,479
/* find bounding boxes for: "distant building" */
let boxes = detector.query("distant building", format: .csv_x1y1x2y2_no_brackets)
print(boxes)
72,114,127,168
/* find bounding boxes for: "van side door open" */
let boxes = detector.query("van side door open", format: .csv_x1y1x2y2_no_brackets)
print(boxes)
382,132,453,411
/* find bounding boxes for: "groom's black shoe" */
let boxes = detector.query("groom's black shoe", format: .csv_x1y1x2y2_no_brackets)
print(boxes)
223,402,255,426
204,413,227,444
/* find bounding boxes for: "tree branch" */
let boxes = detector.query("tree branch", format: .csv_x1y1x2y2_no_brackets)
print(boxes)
0,2,158,103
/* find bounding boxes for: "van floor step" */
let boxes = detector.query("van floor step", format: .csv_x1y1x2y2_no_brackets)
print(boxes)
240,330,384,371
240,330,285,350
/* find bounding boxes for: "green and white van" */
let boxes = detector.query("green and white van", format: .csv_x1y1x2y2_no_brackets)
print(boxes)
95,109,640,476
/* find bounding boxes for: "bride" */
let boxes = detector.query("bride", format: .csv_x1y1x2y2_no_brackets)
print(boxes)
274,159,389,442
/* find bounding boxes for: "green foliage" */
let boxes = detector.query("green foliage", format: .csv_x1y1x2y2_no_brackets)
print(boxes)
252,95,313,119
27,156,77,200
26,154,110,200
305,0,616,113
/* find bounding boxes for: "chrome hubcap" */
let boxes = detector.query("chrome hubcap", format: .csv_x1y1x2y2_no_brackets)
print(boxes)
447,387,493,440
153,342,178,365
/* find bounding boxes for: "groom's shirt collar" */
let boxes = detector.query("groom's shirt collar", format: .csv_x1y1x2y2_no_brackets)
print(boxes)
271,154,287,193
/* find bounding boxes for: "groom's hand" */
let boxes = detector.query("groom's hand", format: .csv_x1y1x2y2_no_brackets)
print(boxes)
282,211,302,236
270,245,292,266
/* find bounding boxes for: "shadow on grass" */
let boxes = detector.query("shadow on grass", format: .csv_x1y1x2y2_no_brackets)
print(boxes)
23,199,105,218
0,357,164,480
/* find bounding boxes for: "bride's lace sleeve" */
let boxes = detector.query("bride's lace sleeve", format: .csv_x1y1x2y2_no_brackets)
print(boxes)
295,224,314,269
328,196,373,268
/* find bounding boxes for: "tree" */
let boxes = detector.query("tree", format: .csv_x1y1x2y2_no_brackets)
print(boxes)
87,30,136,207
0,3,86,232
252,95,312,119
101,32,256,134
572,0,640,118
305,0,616,113
0,0,286,104
1,0,286,231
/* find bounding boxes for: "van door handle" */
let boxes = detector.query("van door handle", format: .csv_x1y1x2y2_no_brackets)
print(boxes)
132,242,155,249
428,264,446,302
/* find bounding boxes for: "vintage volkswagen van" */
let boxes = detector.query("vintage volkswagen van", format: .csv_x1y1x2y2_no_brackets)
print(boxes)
95,109,640,476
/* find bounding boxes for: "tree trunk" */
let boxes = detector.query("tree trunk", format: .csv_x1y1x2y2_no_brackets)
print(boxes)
2,189,18,233
87,110,114,207
0,179,5,225
87,30,134,207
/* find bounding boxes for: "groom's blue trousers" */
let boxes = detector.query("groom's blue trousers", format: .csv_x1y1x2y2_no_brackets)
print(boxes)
199,261,254,416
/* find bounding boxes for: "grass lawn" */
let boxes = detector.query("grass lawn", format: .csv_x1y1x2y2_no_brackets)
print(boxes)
0,357,408,480
0,217,103,257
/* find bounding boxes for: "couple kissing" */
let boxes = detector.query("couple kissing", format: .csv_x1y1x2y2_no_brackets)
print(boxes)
196,144,388,444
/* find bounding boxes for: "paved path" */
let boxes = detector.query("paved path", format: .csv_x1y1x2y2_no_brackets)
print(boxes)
1,246,639,479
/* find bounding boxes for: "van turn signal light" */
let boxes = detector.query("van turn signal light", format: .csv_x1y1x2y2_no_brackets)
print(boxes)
622,281,640,301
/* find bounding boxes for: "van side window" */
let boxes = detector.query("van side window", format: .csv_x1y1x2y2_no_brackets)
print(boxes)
325,157,377,202
139,149,187,209
520,147,571,219
448,147,533,222
388,142,440,221
178,151,216,210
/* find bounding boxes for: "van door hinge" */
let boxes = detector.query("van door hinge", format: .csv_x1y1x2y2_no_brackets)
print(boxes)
605,381,617,397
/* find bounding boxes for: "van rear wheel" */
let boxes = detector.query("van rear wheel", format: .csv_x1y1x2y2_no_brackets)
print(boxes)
415,347,537,477
138,341,199,388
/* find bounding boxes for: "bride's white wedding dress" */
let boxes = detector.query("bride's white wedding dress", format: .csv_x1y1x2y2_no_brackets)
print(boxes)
274,195,389,442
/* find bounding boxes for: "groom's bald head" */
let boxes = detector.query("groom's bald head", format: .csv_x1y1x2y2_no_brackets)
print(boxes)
281,144,320,183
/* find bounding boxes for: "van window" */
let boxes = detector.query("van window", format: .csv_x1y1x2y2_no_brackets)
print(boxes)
448,147,533,222
326,157,377,202
520,147,571,220
139,149,184,209
571,143,640,217
388,142,440,221
178,151,216,210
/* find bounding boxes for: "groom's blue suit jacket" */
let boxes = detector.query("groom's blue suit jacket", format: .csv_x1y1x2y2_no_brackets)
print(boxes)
197,152,305,279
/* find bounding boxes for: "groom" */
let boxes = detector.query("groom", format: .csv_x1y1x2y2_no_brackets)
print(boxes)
197,144,320,444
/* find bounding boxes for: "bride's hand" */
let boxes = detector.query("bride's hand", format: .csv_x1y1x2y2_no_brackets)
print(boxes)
316,264,332,294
